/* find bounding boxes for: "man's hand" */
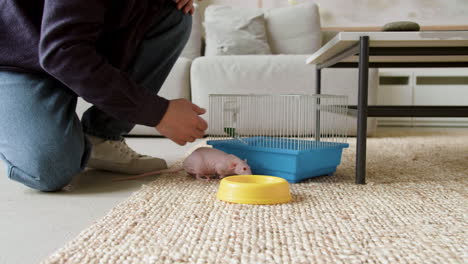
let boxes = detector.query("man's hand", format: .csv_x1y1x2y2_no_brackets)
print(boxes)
173,0,200,15
155,99,208,146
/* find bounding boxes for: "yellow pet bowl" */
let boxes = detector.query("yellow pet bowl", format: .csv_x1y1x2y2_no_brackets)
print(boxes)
217,175,292,205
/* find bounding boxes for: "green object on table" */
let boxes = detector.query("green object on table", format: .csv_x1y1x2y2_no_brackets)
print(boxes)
382,21,420,32
224,127,237,137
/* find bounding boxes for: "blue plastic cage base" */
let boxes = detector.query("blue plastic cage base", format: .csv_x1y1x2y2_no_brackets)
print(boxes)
207,137,349,183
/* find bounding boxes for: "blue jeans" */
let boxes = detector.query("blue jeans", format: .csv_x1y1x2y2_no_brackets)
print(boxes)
0,3,192,191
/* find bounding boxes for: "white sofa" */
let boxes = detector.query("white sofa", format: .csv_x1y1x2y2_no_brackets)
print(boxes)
76,2,378,136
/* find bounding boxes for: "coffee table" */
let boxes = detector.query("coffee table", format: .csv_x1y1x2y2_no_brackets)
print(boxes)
306,31,468,184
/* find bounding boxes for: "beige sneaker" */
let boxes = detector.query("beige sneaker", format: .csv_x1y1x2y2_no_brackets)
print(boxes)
86,135,167,174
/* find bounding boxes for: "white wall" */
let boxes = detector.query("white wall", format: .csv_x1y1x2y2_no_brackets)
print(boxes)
198,0,468,27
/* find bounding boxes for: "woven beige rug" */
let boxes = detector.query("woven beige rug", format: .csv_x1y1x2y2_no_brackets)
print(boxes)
42,131,467,264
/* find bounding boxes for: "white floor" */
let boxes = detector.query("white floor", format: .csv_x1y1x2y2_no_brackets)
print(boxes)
1,128,467,264
0,138,204,264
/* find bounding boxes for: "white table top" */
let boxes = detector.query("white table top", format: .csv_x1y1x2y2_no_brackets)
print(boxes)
306,31,468,65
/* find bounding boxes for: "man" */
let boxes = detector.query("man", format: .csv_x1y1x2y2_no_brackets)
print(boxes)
0,0,207,191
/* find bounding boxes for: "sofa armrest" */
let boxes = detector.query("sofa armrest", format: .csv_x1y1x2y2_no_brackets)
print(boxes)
76,57,192,136
129,57,193,135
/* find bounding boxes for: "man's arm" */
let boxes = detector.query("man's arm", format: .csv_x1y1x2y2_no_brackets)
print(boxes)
39,0,169,127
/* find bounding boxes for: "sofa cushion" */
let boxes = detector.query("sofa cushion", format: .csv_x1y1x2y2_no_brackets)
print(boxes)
204,5,271,56
180,4,203,60
264,2,322,54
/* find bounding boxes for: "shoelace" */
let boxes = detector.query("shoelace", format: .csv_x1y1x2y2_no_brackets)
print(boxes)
109,139,145,158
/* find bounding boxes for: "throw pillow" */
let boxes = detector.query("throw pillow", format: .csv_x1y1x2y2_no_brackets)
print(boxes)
204,5,272,56
264,2,322,54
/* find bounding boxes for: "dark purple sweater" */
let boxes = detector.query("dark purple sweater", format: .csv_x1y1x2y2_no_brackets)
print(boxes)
0,0,169,127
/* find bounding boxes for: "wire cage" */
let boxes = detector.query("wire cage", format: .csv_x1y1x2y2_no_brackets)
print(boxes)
207,94,349,183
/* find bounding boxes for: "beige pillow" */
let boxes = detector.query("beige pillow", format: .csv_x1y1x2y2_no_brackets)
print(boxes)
204,5,272,56
264,2,322,54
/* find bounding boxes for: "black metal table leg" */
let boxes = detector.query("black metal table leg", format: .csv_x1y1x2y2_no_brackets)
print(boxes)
315,67,321,141
316,67,321,94
356,36,370,184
